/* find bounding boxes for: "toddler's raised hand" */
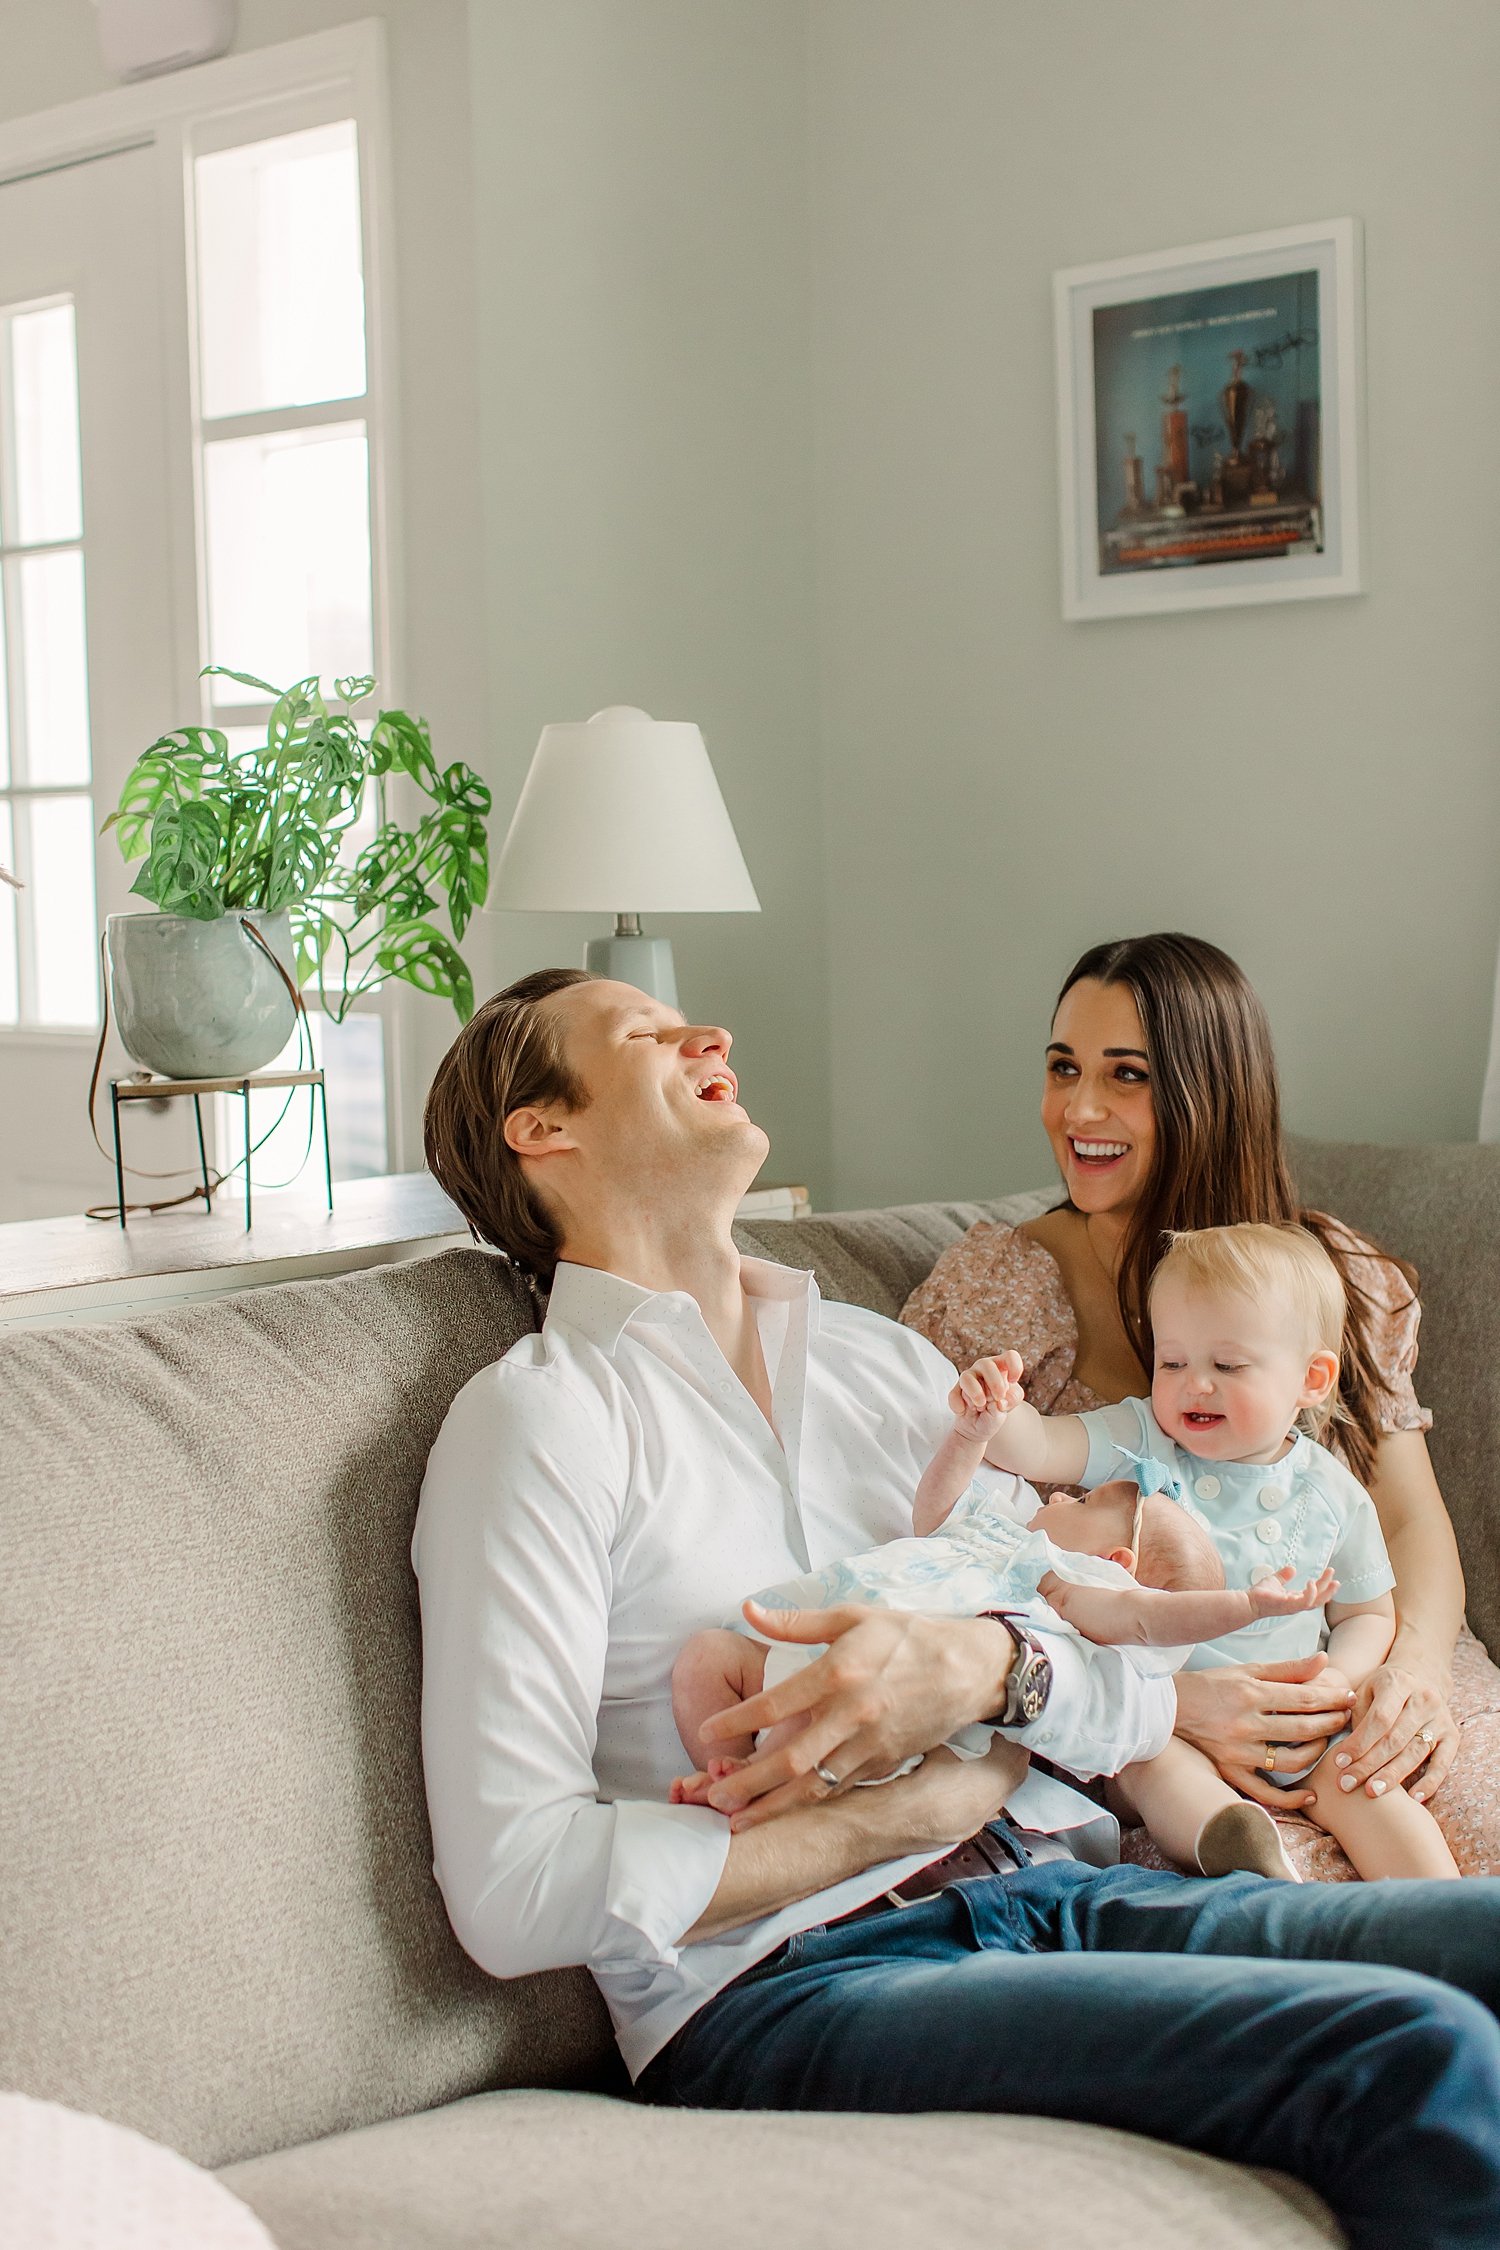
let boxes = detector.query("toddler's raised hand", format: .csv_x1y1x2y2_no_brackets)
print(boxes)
1246,1564,1338,1619
948,1352,1025,1442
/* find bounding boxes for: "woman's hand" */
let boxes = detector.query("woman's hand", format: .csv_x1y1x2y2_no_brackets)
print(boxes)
699,1602,1016,1830
1332,1642,1461,1803
1173,1654,1354,1812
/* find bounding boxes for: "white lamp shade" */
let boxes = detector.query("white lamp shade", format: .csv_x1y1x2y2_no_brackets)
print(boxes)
486,707,761,915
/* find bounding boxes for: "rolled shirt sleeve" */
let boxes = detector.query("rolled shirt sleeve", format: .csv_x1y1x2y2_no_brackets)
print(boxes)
1002,1615,1177,1780
411,1351,730,1983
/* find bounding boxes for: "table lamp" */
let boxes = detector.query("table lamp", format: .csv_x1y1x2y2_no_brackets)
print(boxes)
485,706,760,1006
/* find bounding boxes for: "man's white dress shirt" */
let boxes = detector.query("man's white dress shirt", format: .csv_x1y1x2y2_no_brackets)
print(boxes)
412,1257,1175,2078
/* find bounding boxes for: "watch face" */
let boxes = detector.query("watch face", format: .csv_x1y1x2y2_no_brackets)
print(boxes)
1019,1651,1053,1724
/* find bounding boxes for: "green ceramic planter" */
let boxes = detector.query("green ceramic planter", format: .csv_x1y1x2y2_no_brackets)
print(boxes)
105,909,297,1082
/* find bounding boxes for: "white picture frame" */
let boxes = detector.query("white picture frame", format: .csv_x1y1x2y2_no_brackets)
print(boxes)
1054,217,1365,622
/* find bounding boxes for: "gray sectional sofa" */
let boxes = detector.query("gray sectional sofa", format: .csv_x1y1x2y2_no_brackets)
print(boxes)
5,1135,1496,2247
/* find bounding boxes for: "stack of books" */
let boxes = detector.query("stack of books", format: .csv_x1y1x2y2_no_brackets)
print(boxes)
736,1182,811,1222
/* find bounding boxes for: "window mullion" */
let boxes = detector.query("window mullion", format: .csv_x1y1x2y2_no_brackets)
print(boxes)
199,392,369,446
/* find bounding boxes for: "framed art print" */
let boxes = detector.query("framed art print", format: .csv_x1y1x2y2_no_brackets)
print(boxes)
1054,217,1364,621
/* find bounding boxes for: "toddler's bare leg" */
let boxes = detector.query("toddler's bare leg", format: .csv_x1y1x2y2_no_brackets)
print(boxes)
1304,1759,1460,1879
1122,1738,1300,1881
671,1629,767,1770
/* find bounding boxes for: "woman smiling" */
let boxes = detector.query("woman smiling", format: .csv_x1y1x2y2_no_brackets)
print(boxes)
901,931,1500,1879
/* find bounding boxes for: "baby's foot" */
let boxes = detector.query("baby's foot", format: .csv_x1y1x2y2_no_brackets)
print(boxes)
670,1756,748,1807
1195,1801,1302,1882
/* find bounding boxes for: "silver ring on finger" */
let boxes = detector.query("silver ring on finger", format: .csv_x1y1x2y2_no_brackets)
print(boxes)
813,1762,841,1790
1416,1727,1435,1748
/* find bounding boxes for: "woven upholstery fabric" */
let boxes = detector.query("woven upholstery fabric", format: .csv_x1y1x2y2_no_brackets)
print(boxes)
0,1249,616,2170
222,2087,1337,2250
1290,1135,1500,1657
734,1185,1059,1322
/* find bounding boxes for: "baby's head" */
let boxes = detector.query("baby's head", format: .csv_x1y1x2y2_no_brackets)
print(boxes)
1029,1481,1225,1593
1147,1223,1344,1463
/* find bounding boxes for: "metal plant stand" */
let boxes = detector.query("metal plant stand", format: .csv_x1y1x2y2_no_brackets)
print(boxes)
108,1069,332,1230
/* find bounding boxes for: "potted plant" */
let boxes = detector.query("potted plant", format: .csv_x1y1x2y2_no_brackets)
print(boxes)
103,668,489,1080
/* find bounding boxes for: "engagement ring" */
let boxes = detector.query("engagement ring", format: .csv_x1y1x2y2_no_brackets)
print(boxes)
1417,1727,1435,1747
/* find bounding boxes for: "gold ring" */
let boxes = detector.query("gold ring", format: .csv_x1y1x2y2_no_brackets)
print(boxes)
1263,1745,1278,1773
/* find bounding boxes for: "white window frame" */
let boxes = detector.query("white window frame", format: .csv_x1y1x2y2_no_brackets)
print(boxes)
0,23,414,1168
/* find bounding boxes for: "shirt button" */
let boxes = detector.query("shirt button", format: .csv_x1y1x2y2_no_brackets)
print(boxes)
718,1380,734,1397
1258,1485,1284,1511
1193,1475,1221,1500
1255,1519,1283,1545
1249,1564,1279,1585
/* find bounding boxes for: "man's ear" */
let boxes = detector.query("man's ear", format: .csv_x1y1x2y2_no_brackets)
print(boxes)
503,1105,579,1161
1300,1350,1340,1412
1104,1545,1140,1577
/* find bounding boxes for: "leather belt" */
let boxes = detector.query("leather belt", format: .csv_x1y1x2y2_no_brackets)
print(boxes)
835,1821,1028,1924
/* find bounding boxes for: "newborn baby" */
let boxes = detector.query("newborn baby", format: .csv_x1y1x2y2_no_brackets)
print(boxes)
672,1353,1330,1880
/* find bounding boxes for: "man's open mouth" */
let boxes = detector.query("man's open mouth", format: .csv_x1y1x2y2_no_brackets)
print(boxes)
696,1072,738,1104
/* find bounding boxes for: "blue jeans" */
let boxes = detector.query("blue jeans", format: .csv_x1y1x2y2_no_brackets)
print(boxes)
639,1857,1500,2250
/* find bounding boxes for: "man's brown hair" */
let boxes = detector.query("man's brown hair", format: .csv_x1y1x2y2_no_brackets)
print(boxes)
423,968,594,1279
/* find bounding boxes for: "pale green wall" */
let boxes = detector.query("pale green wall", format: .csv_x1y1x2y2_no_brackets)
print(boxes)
7,3,1496,1213
465,0,831,1202
807,0,1500,1205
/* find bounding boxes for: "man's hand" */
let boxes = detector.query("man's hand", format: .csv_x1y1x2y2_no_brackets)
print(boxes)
699,1601,1017,1830
948,1352,1025,1442
680,1739,1029,1944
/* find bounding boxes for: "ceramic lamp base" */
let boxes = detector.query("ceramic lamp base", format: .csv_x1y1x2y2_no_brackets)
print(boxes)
583,931,679,1007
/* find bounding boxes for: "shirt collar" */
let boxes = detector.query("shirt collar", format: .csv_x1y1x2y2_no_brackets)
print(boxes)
545,1254,818,1357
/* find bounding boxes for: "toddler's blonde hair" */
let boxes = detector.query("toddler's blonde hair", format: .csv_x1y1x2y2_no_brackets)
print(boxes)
1148,1222,1346,1436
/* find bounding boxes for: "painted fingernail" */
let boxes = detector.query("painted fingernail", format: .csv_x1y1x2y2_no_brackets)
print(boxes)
1339,1774,1356,1791
1369,1780,1387,1796
1334,1753,1351,1767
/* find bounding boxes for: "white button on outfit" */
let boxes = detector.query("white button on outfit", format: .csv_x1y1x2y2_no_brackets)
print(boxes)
1249,1565,1279,1586
1256,1519,1284,1545
1193,1475,1221,1500
1258,1485,1284,1511
413,1258,1174,2083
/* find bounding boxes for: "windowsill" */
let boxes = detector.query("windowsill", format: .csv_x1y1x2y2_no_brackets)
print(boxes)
0,1170,471,1328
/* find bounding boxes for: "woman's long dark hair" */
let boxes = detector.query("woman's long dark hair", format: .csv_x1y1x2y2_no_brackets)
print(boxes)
1057,932,1413,1483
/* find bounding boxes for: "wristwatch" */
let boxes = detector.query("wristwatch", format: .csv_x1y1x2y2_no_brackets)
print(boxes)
979,1610,1054,1728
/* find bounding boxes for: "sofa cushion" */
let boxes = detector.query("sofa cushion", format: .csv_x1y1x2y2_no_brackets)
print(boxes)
221,2087,1337,2250
733,1186,1059,1321
1290,1135,1500,1656
0,1248,616,2171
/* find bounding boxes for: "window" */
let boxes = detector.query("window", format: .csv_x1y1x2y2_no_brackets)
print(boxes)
0,299,100,1028
188,111,393,1182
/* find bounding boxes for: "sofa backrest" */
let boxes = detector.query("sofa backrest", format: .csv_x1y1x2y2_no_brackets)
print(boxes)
0,1249,615,2170
1288,1135,1500,1656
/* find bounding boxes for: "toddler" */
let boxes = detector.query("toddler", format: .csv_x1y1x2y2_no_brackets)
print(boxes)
964,1221,1458,1882
672,1337,1336,1881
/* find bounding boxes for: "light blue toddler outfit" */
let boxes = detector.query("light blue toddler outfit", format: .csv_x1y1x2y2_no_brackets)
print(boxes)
1078,1396,1396,1672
